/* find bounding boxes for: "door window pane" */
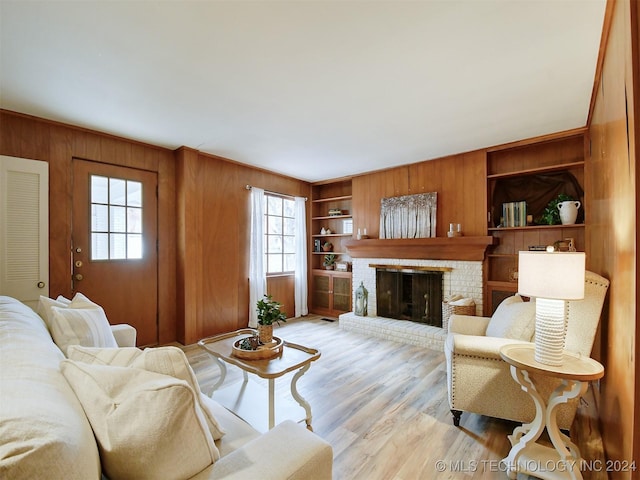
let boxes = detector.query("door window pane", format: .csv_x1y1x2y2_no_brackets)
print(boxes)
90,175,144,261
127,181,142,207
127,234,142,259
110,206,126,233
110,234,126,259
127,207,142,233
91,176,108,204
91,204,108,231
92,233,109,260
109,178,126,206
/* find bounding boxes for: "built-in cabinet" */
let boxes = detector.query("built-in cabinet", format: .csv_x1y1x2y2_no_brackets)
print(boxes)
310,179,352,316
311,270,352,317
484,129,587,314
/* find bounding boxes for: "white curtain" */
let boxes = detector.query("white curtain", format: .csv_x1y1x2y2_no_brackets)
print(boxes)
248,187,266,327
294,196,308,317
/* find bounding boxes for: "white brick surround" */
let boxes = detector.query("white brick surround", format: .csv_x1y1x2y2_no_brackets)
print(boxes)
339,257,484,351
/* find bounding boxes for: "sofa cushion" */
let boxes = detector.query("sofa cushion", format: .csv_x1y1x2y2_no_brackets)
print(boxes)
485,295,536,341
67,345,225,440
0,296,101,480
61,360,219,480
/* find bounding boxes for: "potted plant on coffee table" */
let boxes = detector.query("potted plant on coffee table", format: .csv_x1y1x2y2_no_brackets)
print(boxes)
256,294,287,344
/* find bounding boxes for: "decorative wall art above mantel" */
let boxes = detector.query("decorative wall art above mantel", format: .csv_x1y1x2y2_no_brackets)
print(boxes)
379,192,437,239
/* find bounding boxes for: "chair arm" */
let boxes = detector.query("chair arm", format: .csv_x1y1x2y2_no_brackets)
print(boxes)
195,421,333,480
446,334,531,360
448,314,490,335
110,324,137,347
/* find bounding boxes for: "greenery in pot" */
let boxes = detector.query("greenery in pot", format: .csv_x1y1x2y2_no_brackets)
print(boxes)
323,253,336,269
256,294,287,326
538,193,575,225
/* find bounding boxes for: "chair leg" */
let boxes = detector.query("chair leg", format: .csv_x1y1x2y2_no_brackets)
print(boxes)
451,410,462,426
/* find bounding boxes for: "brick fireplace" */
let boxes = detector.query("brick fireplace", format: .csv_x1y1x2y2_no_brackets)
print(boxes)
338,237,494,350
339,258,483,350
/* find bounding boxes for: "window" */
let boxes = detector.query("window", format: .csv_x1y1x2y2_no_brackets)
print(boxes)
90,175,143,260
265,194,295,274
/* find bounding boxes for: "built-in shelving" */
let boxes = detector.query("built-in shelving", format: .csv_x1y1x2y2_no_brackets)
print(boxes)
486,161,585,179
484,130,586,315
310,180,353,316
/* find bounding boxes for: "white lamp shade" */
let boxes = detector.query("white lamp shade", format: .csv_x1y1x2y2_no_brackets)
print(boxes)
518,251,585,300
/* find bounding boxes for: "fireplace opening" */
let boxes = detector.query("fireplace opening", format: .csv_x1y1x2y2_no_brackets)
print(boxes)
376,269,443,326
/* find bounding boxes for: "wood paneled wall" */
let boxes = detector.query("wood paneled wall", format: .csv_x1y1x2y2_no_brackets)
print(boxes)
586,0,639,476
352,150,487,239
176,149,310,344
0,110,177,344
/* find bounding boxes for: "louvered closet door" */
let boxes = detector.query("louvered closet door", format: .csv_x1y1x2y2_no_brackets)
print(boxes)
0,155,49,309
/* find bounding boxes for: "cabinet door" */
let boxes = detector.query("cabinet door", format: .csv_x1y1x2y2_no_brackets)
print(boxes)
332,275,352,313
0,155,49,309
312,272,331,310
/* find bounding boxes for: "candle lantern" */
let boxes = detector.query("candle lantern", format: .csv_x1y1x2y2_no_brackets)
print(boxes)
354,281,368,316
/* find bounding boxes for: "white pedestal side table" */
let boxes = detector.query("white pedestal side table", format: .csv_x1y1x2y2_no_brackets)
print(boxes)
499,344,604,480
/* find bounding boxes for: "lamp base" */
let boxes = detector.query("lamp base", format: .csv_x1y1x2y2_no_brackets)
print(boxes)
534,298,568,366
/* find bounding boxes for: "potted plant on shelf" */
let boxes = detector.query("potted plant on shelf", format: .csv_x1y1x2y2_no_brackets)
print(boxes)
322,241,333,252
539,193,575,225
256,294,287,344
323,254,336,270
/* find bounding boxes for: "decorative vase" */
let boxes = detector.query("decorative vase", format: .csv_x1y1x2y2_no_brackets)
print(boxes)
257,324,273,344
557,200,581,225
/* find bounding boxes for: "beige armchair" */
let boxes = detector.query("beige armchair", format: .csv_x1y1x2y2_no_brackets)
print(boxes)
444,271,609,429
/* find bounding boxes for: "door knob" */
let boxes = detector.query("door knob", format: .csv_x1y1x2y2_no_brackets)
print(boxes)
74,274,83,281
37,281,45,288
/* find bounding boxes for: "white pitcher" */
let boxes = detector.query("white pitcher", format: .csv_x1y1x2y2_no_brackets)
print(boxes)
557,200,581,225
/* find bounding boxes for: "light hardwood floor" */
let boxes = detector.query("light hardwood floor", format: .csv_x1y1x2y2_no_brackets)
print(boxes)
182,316,606,480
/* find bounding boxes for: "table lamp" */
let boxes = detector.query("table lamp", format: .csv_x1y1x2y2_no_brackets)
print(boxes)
518,250,585,366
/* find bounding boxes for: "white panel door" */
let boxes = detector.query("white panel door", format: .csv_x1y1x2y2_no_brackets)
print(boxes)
0,155,49,309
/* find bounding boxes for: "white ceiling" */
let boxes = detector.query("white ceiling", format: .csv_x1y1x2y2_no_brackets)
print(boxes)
0,1,606,182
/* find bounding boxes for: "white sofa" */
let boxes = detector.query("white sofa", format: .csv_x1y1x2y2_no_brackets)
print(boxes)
0,296,333,480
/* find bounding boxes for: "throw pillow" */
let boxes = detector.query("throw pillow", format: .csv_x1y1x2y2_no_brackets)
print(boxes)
60,360,219,480
486,295,536,341
68,292,102,309
67,345,225,440
50,305,118,355
37,295,71,331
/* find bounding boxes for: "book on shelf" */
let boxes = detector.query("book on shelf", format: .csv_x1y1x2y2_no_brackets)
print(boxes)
501,201,527,227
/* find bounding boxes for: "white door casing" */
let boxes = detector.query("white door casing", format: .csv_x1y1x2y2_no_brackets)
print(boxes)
0,155,49,309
